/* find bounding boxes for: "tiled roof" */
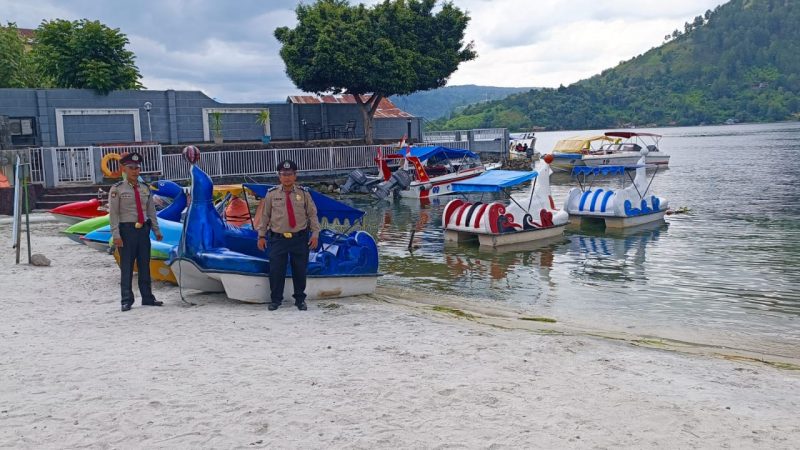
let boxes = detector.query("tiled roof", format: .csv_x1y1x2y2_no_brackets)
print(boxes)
18,28,35,41
287,94,414,119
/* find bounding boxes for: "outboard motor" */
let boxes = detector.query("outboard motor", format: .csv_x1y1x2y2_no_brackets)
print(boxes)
373,169,412,200
340,169,368,194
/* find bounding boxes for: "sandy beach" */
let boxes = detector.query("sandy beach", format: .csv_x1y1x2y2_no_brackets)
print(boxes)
1,217,799,449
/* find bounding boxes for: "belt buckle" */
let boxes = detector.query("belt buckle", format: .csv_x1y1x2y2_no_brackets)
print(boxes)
135,222,143,229
283,232,293,238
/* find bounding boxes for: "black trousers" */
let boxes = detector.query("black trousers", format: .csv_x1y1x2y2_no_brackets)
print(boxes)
119,222,156,305
268,230,309,304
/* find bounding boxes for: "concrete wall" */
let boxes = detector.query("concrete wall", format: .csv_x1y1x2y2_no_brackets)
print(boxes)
0,88,422,147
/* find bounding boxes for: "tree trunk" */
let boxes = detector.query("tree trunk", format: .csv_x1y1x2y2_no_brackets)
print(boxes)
353,93,383,145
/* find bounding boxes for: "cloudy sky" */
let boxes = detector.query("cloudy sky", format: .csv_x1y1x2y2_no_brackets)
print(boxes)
2,0,724,102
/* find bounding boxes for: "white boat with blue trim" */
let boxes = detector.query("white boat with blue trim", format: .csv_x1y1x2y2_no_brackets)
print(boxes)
168,155,380,303
563,149,669,228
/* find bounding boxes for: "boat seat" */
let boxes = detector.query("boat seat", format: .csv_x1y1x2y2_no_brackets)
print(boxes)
426,165,448,176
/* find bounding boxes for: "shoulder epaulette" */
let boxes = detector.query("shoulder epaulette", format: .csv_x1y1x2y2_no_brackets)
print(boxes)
267,186,280,192
111,181,123,188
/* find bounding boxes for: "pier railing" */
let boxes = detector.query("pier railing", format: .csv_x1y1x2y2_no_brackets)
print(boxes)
21,134,502,184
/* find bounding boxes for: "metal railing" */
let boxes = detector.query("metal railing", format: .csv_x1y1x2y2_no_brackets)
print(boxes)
17,138,493,185
0,148,45,184
162,145,397,181
423,128,506,142
54,147,94,184
28,148,45,183
422,140,470,150
98,144,162,175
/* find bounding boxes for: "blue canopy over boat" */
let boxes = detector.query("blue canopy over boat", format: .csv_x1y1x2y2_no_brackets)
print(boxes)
451,170,538,193
392,146,478,161
571,165,648,176
243,183,365,225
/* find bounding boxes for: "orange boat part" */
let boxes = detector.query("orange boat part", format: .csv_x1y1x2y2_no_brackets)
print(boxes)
225,197,252,227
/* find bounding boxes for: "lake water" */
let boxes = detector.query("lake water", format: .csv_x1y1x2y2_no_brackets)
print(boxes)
345,122,800,360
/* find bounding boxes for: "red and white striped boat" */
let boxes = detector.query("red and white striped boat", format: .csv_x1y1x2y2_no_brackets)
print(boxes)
442,154,568,247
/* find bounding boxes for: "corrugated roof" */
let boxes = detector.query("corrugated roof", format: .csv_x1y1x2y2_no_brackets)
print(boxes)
287,94,414,119
18,28,35,41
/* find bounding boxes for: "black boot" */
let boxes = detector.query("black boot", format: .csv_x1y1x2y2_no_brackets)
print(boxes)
268,303,280,311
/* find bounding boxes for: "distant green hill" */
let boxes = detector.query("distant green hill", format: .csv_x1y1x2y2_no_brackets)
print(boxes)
391,85,534,120
430,0,800,131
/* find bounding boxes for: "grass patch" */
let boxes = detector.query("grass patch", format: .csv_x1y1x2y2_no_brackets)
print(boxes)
432,306,476,320
519,316,557,323
632,339,668,348
723,355,800,371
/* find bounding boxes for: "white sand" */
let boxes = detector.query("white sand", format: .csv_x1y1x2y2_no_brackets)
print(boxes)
1,218,799,449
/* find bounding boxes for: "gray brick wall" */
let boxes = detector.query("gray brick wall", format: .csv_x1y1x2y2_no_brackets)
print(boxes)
0,88,421,146
63,114,137,145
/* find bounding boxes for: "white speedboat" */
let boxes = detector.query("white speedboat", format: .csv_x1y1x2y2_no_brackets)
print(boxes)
581,132,670,168
550,135,617,172
508,131,539,160
442,154,569,247
367,145,500,200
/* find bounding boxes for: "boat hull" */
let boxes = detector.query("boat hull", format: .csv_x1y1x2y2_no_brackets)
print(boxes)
51,213,91,225
569,210,666,229
550,154,585,172
445,224,566,247
582,153,670,167
169,258,379,303
398,163,501,199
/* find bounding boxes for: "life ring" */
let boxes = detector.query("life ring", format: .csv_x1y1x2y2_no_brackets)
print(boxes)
101,153,123,178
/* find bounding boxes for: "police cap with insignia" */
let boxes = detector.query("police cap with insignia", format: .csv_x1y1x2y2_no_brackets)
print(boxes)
120,152,143,168
276,159,298,173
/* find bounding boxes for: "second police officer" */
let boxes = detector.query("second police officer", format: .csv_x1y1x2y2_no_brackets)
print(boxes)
257,159,320,311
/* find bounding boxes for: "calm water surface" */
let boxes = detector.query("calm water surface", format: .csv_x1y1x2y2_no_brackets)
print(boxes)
344,122,800,358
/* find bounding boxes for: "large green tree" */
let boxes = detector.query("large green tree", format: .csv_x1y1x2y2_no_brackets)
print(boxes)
275,0,476,143
0,22,26,88
33,19,142,94
0,22,50,88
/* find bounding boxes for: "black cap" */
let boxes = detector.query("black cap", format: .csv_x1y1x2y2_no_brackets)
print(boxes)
276,159,298,172
120,152,143,167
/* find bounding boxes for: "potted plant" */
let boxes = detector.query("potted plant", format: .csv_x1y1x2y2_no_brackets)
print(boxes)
256,109,271,144
210,111,223,144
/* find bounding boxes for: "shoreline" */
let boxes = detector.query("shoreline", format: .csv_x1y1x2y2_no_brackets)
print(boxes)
2,218,799,447
374,286,800,371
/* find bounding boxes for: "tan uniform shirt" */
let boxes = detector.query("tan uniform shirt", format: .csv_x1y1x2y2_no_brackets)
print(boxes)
257,185,321,238
108,180,160,240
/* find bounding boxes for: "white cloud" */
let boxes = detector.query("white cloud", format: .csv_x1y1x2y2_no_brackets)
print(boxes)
450,0,722,88
1,0,725,99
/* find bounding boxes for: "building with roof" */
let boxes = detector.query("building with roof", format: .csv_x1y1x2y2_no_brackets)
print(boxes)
0,88,422,147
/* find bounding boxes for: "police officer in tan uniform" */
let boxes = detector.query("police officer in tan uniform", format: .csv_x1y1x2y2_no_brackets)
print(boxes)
257,160,320,311
108,152,163,312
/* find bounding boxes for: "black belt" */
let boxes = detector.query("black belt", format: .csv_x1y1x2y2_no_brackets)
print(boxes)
120,220,151,228
269,229,307,239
